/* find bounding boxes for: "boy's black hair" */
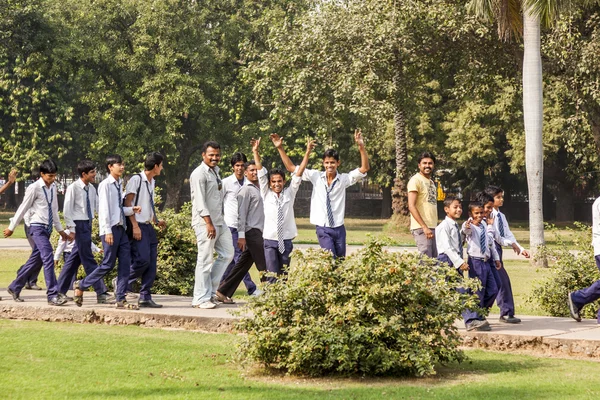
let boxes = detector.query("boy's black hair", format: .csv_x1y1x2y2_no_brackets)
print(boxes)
144,152,164,171
39,159,58,174
417,151,436,164
105,155,123,173
244,160,256,168
230,152,247,167
476,191,494,205
443,195,460,208
268,168,286,182
323,149,340,161
468,201,484,214
202,141,221,153
484,185,503,197
77,160,96,177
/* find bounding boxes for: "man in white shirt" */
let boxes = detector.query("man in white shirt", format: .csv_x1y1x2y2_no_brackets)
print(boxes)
190,141,234,309
260,136,314,282
569,196,600,322
274,130,369,258
56,160,113,303
124,152,167,308
4,159,72,305
73,155,141,309
219,152,258,295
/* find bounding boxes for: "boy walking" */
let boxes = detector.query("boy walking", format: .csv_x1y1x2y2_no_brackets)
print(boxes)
461,202,501,331
190,141,234,309
4,159,72,305
73,155,141,309
124,152,167,308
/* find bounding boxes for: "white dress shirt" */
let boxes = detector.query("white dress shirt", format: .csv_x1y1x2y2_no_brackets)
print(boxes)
222,174,248,229
491,208,524,252
190,162,225,227
9,179,63,232
126,172,156,224
462,220,499,261
303,168,367,228
54,229,101,261
435,216,464,269
97,175,134,236
63,178,98,232
259,168,301,241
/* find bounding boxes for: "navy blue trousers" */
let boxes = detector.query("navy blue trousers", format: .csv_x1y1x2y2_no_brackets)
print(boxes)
15,224,42,286
316,225,346,258
264,238,293,283
438,253,481,324
571,255,600,321
128,223,158,301
220,227,256,294
57,220,108,296
490,243,516,317
79,225,130,302
467,256,499,314
9,225,58,300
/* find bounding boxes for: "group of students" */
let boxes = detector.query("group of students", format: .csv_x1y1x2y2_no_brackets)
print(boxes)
189,131,369,309
2,154,165,309
2,131,369,310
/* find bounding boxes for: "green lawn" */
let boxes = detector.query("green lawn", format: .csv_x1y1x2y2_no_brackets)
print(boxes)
1,319,600,399
0,211,25,238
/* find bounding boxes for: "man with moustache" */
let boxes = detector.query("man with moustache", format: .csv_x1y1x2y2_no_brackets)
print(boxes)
407,152,439,258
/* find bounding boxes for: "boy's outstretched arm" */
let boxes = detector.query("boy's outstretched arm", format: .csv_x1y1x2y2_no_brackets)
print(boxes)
270,133,296,173
355,129,370,174
251,137,262,170
296,138,316,177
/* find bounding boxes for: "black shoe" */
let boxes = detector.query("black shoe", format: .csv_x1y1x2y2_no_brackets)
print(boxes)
58,293,74,301
27,283,42,291
465,319,490,331
138,299,163,308
568,292,582,322
7,287,24,302
48,295,67,306
97,293,116,304
499,315,521,324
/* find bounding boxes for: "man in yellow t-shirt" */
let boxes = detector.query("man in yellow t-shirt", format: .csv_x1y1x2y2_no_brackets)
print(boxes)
407,152,438,257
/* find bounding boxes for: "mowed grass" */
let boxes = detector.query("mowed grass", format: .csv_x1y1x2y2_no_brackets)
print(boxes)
0,211,25,238
2,319,600,399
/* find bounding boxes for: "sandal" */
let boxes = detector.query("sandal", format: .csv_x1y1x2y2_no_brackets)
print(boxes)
116,300,139,310
215,291,235,304
73,280,84,307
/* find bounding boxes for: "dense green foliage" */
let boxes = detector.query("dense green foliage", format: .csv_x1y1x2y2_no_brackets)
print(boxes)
532,223,600,318
236,240,479,377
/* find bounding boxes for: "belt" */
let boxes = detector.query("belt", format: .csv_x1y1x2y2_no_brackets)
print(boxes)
30,223,49,227
470,256,489,262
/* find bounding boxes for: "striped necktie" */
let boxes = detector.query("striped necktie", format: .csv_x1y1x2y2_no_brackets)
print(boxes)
42,186,53,235
114,181,127,230
455,222,462,257
84,186,93,222
325,179,338,227
277,195,285,254
498,212,505,237
479,224,487,255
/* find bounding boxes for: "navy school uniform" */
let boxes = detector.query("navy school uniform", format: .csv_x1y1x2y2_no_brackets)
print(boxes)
489,210,519,318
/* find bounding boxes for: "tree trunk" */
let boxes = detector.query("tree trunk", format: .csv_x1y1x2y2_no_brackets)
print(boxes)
522,10,546,266
164,143,196,210
391,51,409,216
381,185,392,218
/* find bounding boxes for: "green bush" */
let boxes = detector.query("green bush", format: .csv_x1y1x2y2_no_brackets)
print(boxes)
531,223,600,319
236,240,479,377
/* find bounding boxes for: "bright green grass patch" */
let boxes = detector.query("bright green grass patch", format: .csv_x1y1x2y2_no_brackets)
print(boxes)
1,320,600,399
0,250,29,289
0,211,25,238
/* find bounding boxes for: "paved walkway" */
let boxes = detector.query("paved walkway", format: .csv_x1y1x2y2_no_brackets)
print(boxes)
1,287,600,359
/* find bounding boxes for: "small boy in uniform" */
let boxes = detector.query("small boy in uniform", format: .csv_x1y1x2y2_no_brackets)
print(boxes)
461,202,501,330
436,196,488,331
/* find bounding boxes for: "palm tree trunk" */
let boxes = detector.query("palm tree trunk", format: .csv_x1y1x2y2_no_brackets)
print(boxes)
522,9,546,266
391,50,409,216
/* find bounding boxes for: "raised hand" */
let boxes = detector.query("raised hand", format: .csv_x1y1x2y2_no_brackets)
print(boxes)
306,137,317,152
251,137,261,153
8,169,18,183
354,129,365,148
269,133,284,148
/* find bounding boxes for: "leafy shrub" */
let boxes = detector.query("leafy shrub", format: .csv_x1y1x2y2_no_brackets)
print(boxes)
531,223,600,319
236,240,479,377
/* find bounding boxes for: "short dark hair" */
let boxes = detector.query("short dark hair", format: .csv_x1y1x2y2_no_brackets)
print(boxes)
268,168,286,182
323,149,339,161
244,160,256,168
417,152,436,164
144,152,164,171
202,141,220,153
105,154,123,173
443,195,460,208
230,152,247,167
77,160,96,177
476,191,494,205
484,185,503,197
39,159,58,174
468,202,484,213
